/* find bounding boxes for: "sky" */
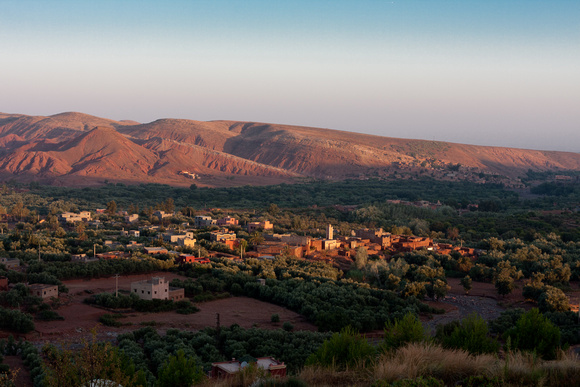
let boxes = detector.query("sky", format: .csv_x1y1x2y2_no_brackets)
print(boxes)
1,0,579,152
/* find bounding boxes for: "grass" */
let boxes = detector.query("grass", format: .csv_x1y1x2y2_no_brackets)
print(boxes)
195,343,580,386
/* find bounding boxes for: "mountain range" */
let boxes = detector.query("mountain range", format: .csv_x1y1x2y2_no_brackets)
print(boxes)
1,112,579,187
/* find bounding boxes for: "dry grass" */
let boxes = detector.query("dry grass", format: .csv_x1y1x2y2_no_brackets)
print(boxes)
298,365,371,387
373,343,498,385
540,351,580,387
200,345,580,387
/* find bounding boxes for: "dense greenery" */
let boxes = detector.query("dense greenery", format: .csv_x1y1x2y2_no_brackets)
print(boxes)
20,179,519,210
176,257,437,332
116,326,329,375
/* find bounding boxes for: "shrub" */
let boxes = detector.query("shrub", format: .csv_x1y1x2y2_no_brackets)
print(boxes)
489,308,524,335
37,310,64,321
156,349,205,387
383,312,430,351
504,308,561,360
283,322,294,332
99,314,127,327
271,314,280,323
305,326,376,370
436,313,499,355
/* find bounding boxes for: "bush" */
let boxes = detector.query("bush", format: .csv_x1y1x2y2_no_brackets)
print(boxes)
0,306,34,333
37,310,64,321
283,322,294,332
174,300,200,315
436,313,499,355
271,314,280,323
156,349,205,387
99,314,128,327
383,312,429,351
305,326,376,370
504,308,561,360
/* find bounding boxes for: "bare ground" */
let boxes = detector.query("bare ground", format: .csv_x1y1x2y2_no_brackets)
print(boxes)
27,272,315,346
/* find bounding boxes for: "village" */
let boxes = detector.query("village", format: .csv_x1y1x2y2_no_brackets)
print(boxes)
1,205,479,305
1,194,578,385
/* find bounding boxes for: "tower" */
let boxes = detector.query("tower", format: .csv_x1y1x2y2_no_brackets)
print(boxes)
326,224,334,240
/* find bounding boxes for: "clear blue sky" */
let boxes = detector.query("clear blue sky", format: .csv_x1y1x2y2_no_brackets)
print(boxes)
1,0,579,151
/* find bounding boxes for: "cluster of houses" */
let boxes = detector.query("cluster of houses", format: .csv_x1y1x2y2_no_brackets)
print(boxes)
56,210,478,270
240,225,477,268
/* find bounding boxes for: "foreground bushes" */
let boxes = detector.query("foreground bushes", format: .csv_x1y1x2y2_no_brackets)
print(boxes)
0,306,35,333
305,327,376,370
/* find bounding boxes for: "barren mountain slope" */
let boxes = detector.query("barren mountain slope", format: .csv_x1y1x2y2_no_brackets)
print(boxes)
141,137,300,178
1,111,579,187
118,119,237,151
0,112,132,143
218,122,580,178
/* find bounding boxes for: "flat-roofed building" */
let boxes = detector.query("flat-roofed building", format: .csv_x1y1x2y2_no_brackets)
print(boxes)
247,221,273,233
144,247,168,255
29,284,58,299
210,230,237,242
168,287,185,301
125,214,139,223
131,277,169,300
216,216,239,226
59,211,92,223
194,215,215,228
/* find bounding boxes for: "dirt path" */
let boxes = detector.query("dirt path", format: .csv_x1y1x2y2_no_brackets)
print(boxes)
424,295,504,331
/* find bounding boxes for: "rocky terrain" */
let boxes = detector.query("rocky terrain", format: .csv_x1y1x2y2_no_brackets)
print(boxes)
1,111,579,187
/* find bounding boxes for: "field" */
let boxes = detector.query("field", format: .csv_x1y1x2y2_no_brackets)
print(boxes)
25,272,315,345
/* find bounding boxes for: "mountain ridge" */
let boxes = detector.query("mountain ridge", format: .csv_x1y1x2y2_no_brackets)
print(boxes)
0,111,578,187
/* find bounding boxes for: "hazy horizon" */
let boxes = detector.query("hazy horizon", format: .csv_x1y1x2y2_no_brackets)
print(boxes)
1,0,578,152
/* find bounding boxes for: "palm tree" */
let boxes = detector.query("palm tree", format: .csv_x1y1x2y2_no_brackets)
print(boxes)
239,240,248,259
249,232,264,247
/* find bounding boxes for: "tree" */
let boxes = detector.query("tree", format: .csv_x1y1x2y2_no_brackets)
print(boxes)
433,279,450,300
10,201,29,221
460,275,472,295
354,247,368,270
267,203,280,215
248,232,264,247
156,349,204,387
106,201,117,215
162,198,175,213
447,227,459,240
181,207,195,217
494,274,514,298
538,286,570,313
402,282,426,299
43,331,144,387
239,240,248,259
